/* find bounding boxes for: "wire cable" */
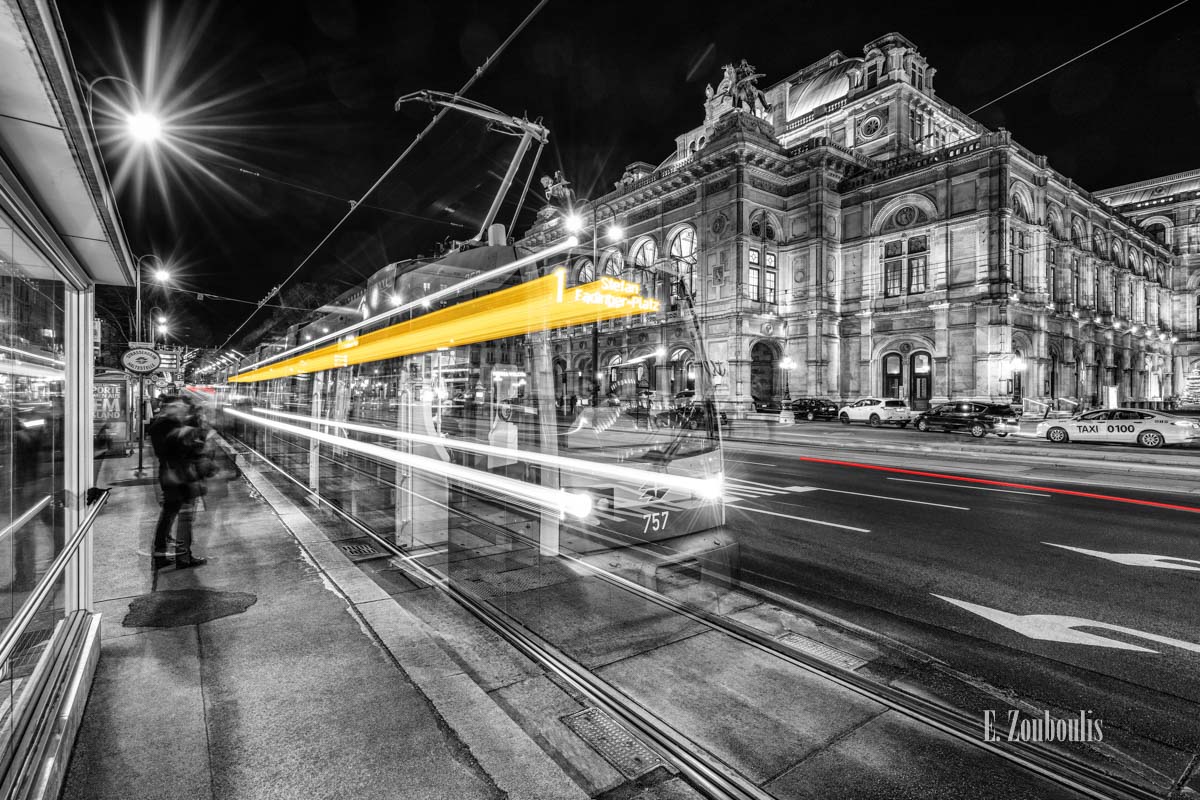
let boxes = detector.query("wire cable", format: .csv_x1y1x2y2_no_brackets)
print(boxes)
969,0,1192,115
218,0,553,352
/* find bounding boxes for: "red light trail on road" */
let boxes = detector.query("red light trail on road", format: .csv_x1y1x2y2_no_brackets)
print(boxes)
797,457,1200,514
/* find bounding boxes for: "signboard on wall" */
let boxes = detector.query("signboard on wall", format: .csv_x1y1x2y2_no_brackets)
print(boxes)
93,380,129,453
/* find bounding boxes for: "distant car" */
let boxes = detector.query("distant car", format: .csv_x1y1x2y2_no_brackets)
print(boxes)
1036,408,1200,448
752,396,784,413
656,399,731,432
791,398,839,421
915,402,1020,438
838,398,911,427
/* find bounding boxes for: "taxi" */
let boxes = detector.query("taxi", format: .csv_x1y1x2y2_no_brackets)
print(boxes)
1036,408,1200,448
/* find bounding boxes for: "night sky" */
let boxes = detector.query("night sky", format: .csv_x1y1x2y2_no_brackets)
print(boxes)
60,0,1200,348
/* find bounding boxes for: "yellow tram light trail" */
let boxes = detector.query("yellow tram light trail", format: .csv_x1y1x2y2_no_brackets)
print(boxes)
229,272,661,384
224,407,593,519
249,406,724,501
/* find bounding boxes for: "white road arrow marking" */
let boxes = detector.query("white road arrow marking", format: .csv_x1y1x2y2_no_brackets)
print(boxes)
933,595,1200,654
1043,543,1200,572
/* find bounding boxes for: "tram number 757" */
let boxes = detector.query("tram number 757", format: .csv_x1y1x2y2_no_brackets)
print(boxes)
642,511,670,533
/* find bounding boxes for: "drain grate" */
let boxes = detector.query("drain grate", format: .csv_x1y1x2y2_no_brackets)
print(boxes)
562,707,667,779
340,542,380,559
775,631,868,671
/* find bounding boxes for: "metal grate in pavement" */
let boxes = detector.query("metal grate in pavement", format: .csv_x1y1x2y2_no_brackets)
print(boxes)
774,631,868,671
339,542,382,561
562,707,667,779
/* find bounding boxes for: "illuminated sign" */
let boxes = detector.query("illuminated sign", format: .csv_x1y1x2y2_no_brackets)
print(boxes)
574,278,660,312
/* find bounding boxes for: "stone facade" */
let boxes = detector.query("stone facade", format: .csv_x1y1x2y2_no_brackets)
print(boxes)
519,32,1194,413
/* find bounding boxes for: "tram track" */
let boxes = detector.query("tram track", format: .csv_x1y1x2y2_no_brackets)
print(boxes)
228,429,1165,800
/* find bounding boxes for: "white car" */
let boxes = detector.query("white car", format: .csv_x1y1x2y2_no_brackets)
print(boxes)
838,398,912,428
1036,408,1200,448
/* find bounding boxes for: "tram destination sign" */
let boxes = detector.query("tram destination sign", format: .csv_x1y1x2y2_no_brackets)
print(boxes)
121,347,162,375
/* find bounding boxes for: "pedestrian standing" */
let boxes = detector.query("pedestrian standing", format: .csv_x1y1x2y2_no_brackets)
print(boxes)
152,409,210,568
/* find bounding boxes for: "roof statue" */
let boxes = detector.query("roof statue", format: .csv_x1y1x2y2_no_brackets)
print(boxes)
717,59,772,117
540,170,574,207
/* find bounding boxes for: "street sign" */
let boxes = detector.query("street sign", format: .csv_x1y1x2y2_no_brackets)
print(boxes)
121,347,161,375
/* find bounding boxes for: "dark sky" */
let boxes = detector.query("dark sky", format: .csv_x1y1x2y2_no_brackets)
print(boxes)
60,0,1200,347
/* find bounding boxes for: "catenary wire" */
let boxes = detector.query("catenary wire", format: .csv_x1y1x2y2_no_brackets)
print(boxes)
216,0,553,352
969,0,1192,115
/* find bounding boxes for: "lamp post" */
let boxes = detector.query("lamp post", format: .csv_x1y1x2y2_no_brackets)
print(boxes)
781,356,795,401
589,201,624,409
131,261,170,473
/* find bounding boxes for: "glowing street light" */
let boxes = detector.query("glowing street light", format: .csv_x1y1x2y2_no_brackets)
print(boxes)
126,111,164,143
564,213,583,234
606,224,624,242
154,268,170,282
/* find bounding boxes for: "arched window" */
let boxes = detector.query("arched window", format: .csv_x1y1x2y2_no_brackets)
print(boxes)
750,215,777,240
1145,222,1166,245
576,259,595,284
601,251,622,276
632,238,657,271
669,226,697,299
1011,193,1030,222
1071,224,1085,249
1092,230,1106,255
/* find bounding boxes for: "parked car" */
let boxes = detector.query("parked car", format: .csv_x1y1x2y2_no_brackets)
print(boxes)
914,402,1020,438
752,395,784,413
838,398,911,427
656,399,731,432
1035,408,1200,448
791,398,839,421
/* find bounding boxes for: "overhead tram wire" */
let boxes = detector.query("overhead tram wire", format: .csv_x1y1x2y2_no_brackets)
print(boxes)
968,0,1191,115
231,166,468,228
216,0,553,352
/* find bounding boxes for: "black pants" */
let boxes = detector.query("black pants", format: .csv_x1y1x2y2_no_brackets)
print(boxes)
153,484,195,557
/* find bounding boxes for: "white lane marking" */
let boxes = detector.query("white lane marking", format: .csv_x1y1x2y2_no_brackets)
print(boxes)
1043,543,1200,572
726,505,870,533
782,486,968,510
886,477,1050,497
934,595,1200,654
725,476,788,488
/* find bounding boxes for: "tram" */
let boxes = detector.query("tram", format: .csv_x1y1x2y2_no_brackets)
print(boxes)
210,233,735,593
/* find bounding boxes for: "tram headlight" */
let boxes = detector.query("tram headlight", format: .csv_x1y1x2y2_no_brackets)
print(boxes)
563,489,593,519
699,473,725,501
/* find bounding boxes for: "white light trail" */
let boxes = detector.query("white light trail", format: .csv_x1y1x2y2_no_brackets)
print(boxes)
250,406,724,501
225,407,593,519
236,237,579,375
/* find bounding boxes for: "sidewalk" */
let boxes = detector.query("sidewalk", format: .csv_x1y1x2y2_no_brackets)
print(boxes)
60,451,588,800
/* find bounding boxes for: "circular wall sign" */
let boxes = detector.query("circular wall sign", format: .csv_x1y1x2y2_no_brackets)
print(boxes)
122,347,161,375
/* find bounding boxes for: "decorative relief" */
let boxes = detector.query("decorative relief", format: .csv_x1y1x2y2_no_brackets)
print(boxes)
711,212,729,237
749,175,785,195
707,176,732,193
628,206,656,225
663,190,697,213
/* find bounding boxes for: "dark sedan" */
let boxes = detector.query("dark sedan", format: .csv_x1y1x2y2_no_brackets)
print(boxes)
914,401,1020,438
656,400,732,432
790,398,839,421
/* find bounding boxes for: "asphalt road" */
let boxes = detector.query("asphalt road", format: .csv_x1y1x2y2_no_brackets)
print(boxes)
719,445,1200,773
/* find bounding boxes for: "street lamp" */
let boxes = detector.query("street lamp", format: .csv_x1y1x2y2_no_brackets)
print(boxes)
589,200,625,409
82,75,165,147
781,356,795,401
